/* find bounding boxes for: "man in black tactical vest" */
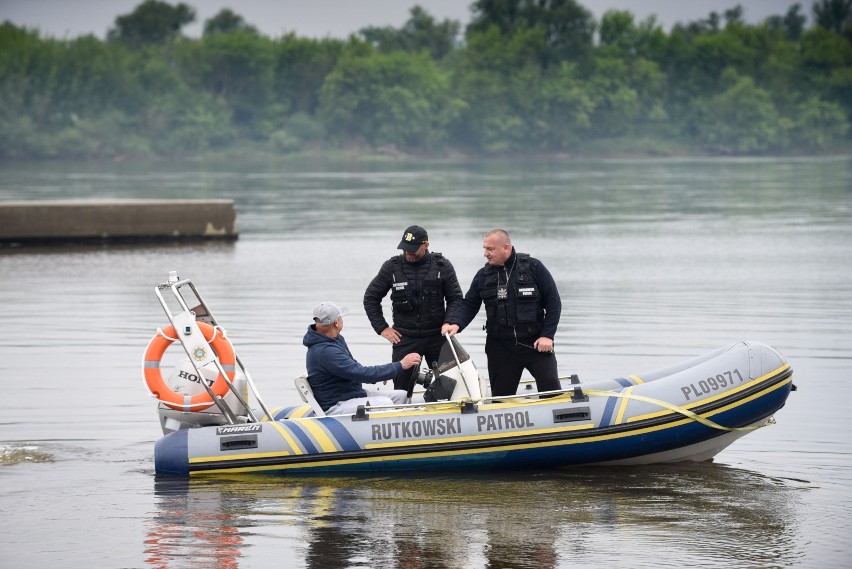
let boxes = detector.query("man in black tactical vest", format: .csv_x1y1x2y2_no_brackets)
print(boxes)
364,225,464,394
442,228,562,397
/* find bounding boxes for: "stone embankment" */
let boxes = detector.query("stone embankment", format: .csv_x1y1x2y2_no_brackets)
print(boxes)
0,200,238,245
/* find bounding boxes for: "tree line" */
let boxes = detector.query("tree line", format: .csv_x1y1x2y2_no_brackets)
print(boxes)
1,0,851,161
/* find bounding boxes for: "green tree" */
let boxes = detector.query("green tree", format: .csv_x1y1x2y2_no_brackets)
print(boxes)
799,25,852,116
272,34,348,116
723,5,745,27
0,23,60,131
450,25,546,150
109,41,232,154
674,11,721,38
0,25,48,159
584,56,642,137
318,51,462,150
599,10,632,48
108,0,195,48
534,62,595,148
359,5,460,60
0,24,147,159
2,1,851,161
52,35,137,119
660,20,773,118
467,0,595,66
766,3,808,41
598,10,667,60
812,0,852,37
178,33,275,131
792,95,850,148
694,70,784,153
203,9,259,36
760,36,803,113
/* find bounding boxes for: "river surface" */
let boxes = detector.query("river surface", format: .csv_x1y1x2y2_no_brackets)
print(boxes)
0,156,850,568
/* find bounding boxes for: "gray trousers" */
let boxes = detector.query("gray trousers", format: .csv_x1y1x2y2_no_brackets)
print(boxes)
325,389,408,415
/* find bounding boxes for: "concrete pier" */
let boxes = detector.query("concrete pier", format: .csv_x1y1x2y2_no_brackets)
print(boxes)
0,199,238,245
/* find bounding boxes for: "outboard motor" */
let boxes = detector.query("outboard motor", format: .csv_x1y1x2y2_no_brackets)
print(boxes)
157,359,249,434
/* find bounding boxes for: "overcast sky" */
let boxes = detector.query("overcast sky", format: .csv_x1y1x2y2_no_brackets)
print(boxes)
0,0,800,39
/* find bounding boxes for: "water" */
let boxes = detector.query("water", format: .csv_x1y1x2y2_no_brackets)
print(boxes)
1,156,850,568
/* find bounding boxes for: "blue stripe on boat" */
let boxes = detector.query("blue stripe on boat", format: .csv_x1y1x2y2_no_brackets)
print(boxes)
600,393,619,427
286,422,319,454
319,417,361,451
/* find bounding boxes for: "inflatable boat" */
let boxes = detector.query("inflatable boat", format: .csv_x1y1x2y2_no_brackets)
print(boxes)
143,274,795,478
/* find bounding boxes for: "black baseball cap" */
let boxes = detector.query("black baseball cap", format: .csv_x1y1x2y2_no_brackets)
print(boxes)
398,225,428,253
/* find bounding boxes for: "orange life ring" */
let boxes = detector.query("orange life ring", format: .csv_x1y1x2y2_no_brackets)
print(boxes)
143,322,236,411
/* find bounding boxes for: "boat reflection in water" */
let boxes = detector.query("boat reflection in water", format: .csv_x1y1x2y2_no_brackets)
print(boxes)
146,463,803,568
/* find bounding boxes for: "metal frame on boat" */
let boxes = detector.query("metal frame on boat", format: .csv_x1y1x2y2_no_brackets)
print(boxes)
143,274,795,478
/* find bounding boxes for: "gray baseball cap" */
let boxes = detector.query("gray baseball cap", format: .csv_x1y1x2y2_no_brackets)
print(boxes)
313,302,349,325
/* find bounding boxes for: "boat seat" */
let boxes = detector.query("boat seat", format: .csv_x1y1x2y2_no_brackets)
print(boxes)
294,374,326,417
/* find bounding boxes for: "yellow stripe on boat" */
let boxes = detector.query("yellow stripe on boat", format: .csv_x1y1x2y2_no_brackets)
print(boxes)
615,386,634,424
295,419,339,452
189,450,291,464
287,405,314,419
